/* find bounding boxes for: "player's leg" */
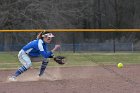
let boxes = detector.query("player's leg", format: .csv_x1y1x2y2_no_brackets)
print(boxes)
9,50,32,81
39,58,49,76
30,57,49,77
15,53,32,77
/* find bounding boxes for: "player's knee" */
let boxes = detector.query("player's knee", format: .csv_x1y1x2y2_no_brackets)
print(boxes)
25,62,32,69
42,58,49,63
43,61,48,65
41,61,48,68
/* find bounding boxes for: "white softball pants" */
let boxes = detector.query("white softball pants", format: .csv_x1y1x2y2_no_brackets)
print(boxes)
18,50,32,69
18,50,48,69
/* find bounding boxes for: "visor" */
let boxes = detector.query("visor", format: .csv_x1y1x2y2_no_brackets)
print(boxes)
42,33,55,38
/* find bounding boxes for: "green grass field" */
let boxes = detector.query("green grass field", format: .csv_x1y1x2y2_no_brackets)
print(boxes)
0,52,140,70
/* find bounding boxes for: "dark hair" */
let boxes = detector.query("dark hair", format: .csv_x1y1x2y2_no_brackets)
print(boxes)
37,30,50,39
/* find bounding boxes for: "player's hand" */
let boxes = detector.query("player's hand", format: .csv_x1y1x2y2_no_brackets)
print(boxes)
54,45,61,49
51,45,61,52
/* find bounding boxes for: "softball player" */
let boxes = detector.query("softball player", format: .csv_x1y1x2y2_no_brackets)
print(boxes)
9,31,60,81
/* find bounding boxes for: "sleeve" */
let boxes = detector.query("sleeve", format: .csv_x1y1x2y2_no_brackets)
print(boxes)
38,39,53,58
40,51,53,58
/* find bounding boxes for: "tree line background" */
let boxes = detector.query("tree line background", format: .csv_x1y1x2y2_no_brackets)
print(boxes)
0,0,140,51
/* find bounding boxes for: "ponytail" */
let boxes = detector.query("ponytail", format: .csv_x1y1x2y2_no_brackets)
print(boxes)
37,32,43,39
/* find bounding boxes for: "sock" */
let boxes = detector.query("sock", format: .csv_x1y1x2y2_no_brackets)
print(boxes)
14,65,28,77
39,61,48,76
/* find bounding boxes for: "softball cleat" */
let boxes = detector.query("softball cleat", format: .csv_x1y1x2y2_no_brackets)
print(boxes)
8,76,17,82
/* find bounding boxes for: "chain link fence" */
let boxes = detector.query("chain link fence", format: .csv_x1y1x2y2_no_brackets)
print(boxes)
0,32,140,53
0,42,138,53
55,43,135,52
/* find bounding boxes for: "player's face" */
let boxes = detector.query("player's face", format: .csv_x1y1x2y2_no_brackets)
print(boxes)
43,36,52,43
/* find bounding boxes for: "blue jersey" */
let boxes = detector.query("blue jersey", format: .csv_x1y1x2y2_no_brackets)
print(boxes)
22,39,53,58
